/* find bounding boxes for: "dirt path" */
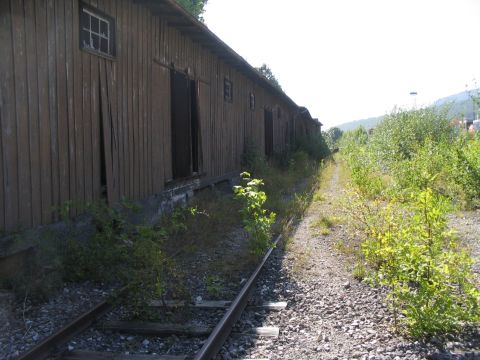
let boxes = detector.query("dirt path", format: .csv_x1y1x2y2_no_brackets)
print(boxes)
241,160,479,360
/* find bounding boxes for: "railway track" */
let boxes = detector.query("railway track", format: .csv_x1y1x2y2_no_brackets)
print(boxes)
17,232,288,360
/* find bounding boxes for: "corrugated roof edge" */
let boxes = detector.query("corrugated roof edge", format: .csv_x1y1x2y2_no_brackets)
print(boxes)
136,0,300,109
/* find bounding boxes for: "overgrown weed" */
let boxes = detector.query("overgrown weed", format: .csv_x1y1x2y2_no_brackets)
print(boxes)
339,108,480,337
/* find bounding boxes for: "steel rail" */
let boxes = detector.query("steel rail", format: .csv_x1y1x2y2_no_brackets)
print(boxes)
193,233,283,360
16,219,291,360
17,298,113,360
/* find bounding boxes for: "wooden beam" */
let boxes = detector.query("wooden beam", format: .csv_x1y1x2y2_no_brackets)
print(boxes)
99,322,212,336
99,322,279,338
149,300,287,312
64,351,186,360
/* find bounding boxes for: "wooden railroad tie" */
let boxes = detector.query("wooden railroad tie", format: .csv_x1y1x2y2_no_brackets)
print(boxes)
99,321,279,338
64,351,270,360
149,300,287,312
63,351,186,359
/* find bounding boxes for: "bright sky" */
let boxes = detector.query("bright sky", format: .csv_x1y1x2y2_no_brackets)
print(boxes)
204,0,480,128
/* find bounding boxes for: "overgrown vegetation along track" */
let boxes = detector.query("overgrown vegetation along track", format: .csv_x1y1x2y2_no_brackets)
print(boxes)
5,141,327,360
15,233,287,360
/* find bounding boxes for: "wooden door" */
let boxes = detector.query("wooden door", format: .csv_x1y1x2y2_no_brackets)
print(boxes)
171,70,192,179
264,108,273,156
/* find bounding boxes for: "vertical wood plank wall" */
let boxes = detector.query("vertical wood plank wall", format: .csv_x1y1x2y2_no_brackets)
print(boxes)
0,0,299,231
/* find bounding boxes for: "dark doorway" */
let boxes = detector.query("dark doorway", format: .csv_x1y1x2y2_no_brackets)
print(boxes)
99,105,107,199
190,80,199,173
264,108,274,156
170,70,199,179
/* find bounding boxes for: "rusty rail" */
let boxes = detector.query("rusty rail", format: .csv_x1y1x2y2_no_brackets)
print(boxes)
193,233,283,360
17,298,113,360
16,220,290,360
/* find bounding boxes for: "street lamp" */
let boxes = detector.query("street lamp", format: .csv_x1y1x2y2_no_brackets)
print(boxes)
409,91,418,108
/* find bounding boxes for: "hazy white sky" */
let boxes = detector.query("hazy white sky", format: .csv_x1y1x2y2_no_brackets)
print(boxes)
204,0,480,128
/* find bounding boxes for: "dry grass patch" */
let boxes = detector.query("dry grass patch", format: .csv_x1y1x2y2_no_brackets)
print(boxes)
310,215,341,236
292,246,312,273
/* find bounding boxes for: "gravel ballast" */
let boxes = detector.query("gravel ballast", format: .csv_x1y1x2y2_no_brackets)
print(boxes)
219,161,480,360
0,282,113,360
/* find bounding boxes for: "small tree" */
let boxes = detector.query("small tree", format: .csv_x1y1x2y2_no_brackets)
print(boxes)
233,172,276,256
176,0,208,21
256,64,282,90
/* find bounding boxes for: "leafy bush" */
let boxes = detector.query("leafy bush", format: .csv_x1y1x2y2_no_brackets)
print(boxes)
294,133,331,161
62,201,175,317
359,189,480,337
340,127,386,197
340,108,480,337
233,172,276,256
451,134,480,208
342,108,480,208
369,107,453,168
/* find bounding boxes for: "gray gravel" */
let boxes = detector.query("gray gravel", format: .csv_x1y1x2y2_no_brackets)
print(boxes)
448,210,480,281
0,282,112,360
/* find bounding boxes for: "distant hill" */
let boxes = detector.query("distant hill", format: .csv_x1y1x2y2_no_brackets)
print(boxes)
336,89,479,131
337,115,384,132
433,89,477,120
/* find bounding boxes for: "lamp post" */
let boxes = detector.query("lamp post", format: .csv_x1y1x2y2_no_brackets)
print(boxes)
409,91,418,109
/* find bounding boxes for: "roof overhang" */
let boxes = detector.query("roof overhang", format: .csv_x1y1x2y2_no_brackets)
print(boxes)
135,0,299,109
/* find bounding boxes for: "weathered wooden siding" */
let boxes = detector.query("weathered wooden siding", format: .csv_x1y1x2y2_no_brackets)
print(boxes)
0,0,299,232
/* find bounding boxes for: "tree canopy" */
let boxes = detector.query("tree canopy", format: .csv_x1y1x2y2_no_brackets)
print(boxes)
176,0,208,21
327,127,343,143
256,64,282,90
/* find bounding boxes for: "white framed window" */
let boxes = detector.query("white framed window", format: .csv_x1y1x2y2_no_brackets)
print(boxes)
80,2,116,58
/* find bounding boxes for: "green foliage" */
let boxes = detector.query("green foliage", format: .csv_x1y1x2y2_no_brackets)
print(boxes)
340,128,385,197
341,107,480,207
341,107,480,337
175,0,208,21
255,63,282,90
352,262,367,281
323,127,343,151
233,172,276,256
359,189,479,337
327,127,344,142
369,107,453,168
450,135,480,208
62,201,179,317
311,215,339,235
294,133,331,161
205,275,223,299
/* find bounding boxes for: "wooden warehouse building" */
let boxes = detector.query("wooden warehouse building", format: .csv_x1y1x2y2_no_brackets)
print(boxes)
0,0,322,231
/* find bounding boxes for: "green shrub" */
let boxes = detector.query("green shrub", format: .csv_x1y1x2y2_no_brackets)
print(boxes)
341,107,480,337
369,107,453,168
62,201,174,317
294,133,331,161
451,135,480,208
206,275,223,299
340,128,385,197
352,262,367,281
233,172,276,256
360,189,479,337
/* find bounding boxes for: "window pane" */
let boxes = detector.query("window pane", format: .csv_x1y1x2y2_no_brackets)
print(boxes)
91,16,99,33
91,33,99,50
80,10,89,29
80,29,90,48
100,37,109,54
79,5,115,58
100,20,108,37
